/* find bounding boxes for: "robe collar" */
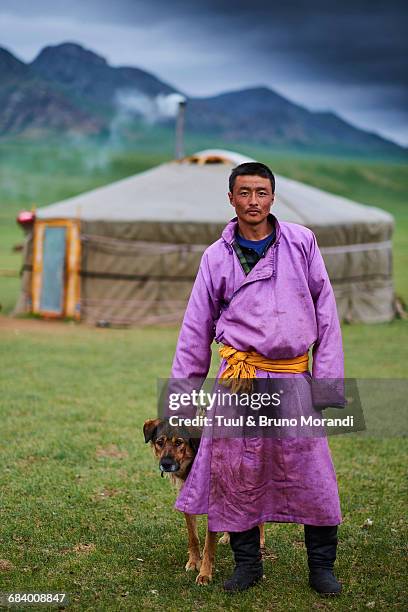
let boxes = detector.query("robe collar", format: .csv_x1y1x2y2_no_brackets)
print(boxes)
221,214,281,286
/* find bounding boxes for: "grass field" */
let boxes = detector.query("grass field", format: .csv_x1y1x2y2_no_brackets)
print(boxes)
0,321,407,611
0,141,407,610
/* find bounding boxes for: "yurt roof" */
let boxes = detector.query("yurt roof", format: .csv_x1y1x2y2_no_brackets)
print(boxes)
37,149,393,228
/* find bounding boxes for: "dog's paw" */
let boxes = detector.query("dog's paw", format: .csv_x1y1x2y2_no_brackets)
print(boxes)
218,532,230,545
196,572,212,585
185,557,201,572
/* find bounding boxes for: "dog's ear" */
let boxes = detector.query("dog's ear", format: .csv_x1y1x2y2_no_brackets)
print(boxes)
143,418,162,443
189,434,201,455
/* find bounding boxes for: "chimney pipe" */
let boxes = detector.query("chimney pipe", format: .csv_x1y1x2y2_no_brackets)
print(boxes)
175,99,187,160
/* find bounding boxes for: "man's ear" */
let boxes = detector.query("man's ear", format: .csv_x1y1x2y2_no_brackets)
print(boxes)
228,191,235,207
143,418,162,443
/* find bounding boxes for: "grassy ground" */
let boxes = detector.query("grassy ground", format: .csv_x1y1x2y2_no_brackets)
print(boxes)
0,143,407,609
0,321,406,611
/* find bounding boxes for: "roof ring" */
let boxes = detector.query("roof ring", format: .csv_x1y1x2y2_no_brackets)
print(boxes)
203,156,225,164
185,154,228,165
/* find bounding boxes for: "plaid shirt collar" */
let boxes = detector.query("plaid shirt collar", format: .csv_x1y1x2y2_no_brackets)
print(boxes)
232,225,276,276
232,240,252,275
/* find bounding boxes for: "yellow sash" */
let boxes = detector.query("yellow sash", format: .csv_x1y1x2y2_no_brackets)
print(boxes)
219,345,309,393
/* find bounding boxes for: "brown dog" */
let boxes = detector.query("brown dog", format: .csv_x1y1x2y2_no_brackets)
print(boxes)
143,417,265,584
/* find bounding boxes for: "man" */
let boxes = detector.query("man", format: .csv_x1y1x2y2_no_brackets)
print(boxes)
170,162,344,594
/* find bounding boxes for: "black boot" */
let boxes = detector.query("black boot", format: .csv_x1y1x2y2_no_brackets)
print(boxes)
304,525,342,596
223,526,264,593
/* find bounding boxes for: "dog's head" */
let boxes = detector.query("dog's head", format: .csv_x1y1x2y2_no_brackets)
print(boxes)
143,418,201,480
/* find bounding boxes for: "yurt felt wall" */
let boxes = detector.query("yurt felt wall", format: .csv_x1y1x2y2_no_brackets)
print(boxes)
79,229,205,325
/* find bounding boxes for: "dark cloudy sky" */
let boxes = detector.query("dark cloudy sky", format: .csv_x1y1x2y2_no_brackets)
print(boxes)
2,0,407,145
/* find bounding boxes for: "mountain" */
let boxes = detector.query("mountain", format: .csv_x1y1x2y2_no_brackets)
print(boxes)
0,43,405,157
0,47,30,82
0,47,102,135
31,43,177,111
0,43,177,137
186,87,401,155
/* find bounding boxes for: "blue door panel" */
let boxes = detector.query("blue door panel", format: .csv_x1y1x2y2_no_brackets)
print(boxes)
39,226,66,313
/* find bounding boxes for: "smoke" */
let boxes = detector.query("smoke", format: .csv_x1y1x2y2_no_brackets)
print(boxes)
113,90,185,123
65,91,187,172
104,89,184,149
156,93,187,119
65,131,113,172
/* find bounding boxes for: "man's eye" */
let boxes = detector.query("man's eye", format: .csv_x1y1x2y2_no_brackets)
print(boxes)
240,191,249,196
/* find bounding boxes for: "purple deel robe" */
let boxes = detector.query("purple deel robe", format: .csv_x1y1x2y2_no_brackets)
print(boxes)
170,216,344,531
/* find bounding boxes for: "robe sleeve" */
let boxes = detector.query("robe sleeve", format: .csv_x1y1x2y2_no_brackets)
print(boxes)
308,233,346,409
171,251,219,379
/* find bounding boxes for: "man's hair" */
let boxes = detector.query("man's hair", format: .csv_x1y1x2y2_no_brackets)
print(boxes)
229,162,275,194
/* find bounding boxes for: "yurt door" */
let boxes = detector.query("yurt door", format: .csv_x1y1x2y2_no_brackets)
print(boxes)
32,220,81,318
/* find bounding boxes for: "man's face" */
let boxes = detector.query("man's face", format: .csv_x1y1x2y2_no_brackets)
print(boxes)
228,175,274,225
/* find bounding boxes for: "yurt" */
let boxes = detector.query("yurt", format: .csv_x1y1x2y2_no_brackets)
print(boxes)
15,149,395,325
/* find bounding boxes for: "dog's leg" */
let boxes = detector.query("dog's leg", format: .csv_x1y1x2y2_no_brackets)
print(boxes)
184,513,201,571
218,532,230,545
260,523,265,549
196,527,218,585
